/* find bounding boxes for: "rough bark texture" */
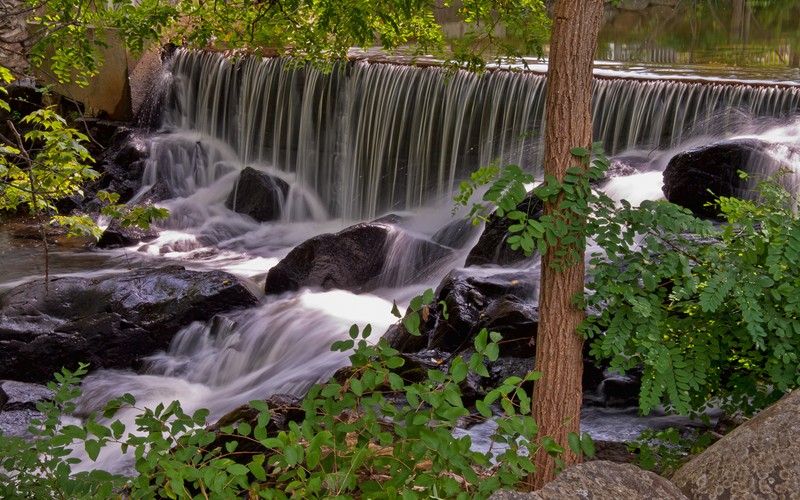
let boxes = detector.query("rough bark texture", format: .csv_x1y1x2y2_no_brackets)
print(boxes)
530,0,604,489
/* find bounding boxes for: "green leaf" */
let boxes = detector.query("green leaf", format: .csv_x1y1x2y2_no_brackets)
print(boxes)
85,439,102,461
475,400,492,418
403,313,421,335
581,432,596,457
450,357,468,383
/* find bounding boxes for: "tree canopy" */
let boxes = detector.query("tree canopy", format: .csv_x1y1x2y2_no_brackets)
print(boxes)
15,0,549,84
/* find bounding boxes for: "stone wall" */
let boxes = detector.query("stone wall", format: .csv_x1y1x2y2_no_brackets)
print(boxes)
0,0,29,75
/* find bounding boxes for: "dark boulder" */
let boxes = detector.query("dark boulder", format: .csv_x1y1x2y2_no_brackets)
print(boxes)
0,381,54,412
90,130,151,205
204,394,305,463
382,268,617,400
0,265,259,383
384,270,538,357
431,217,479,250
596,155,651,186
662,139,793,219
96,217,160,249
226,167,290,222
265,222,454,295
0,380,55,439
465,192,543,267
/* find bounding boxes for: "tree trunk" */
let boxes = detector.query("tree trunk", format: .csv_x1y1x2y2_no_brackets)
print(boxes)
529,0,603,490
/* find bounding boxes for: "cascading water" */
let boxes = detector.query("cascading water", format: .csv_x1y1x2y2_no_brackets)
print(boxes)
6,49,800,473
151,49,800,221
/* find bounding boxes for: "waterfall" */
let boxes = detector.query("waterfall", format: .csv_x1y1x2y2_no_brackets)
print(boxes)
27,51,796,475
148,49,800,221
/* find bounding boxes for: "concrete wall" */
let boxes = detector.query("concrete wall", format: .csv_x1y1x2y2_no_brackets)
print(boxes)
0,0,29,76
34,29,135,121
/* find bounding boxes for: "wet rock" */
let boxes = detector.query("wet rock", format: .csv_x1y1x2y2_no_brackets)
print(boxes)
0,381,54,411
0,265,259,383
598,370,642,408
489,461,687,499
382,268,619,402
606,155,649,178
465,192,543,267
97,217,160,249
265,222,454,295
225,167,290,222
384,270,538,357
0,381,56,439
0,408,43,439
431,217,479,250
371,213,406,225
205,394,305,462
671,389,800,499
662,139,796,219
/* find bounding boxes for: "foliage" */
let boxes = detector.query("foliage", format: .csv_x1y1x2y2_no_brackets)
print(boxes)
458,149,800,418
0,106,98,215
583,172,800,417
455,144,612,268
21,0,549,81
626,427,716,475
0,363,126,499
1,69,167,279
0,291,594,499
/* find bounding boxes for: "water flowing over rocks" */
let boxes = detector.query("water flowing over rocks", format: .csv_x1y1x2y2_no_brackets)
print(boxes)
264,221,454,295
489,461,688,499
671,388,800,499
225,167,290,222
662,138,799,219
0,265,258,383
465,193,543,267
90,128,151,205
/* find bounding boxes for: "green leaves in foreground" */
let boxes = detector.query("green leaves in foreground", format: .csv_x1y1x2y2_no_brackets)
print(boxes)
0,293,591,498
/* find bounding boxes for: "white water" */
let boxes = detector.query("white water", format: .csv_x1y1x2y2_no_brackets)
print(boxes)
4,51,800,473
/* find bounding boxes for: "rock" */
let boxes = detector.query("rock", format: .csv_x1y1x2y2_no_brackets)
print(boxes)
265,222,454,295
205,394,305,462
617,0,651,10
598,370,642,408
82,129,152,208
489,461,687,499
605,155,648,179
662,139,796,219
465,192,543,267
384,270,538,357
431,217,479,250
226,167,290,222
0,265,259,383
382,268,624,403
0,384,7,410
671,389,800,499
96,216,160,248
0,381,54,411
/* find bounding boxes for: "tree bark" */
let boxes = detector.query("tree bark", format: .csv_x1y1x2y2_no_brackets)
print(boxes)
529,0,603,490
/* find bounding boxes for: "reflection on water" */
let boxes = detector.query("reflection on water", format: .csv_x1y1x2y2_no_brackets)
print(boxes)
0,224,139,291
598,0,800,82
